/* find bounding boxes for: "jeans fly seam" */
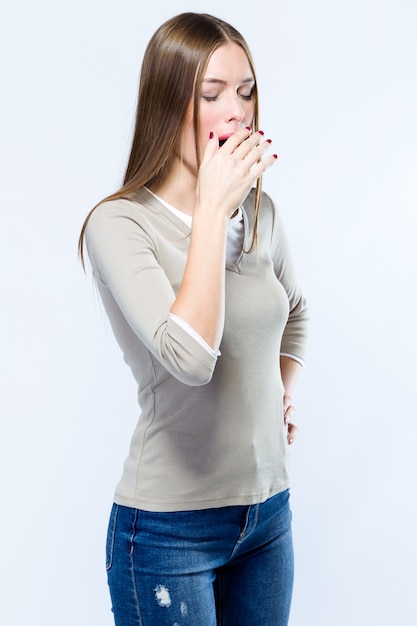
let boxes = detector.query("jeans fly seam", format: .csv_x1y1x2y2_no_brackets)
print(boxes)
228,506,251,560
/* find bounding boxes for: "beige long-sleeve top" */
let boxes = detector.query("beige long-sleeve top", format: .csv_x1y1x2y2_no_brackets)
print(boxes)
85,187,309,512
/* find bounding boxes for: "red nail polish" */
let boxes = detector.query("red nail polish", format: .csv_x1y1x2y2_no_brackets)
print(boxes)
267,138,272,144
245,126,251,131
209,131,214,139
273,154,278,159
258,130,264,136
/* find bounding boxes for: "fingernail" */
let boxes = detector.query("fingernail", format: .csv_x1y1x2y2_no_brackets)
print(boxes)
258,130,264,136
209,131,214,139
273,154,278,159
267,138,272,144
245,126,251,131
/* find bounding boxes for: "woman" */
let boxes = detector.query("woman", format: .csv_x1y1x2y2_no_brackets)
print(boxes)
79,12,308,626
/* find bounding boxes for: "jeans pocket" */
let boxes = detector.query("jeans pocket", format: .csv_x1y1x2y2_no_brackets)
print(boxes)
106,503,119,572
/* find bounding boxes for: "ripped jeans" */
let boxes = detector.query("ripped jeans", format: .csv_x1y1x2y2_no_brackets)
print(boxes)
106,490,294,625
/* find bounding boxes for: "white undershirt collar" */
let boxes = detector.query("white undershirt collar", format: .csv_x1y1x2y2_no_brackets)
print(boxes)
144,187,244,264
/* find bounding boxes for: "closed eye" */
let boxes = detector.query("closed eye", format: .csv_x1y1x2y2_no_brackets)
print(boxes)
238,92,253,101
202,91,253,102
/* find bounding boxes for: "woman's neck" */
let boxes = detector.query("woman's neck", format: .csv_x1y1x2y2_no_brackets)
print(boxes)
149,157,197,216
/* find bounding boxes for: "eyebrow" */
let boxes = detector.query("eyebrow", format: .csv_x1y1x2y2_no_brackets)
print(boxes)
202,77,255,86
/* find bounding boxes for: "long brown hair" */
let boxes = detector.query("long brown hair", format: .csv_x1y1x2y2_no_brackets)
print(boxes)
78,12,262,268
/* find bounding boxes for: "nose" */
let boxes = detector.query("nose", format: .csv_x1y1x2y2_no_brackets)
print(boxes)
226,93,245,123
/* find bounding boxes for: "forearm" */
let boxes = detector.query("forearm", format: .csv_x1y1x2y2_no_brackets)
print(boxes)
280,355,303,443
171,128,276,351
280,355,303,397
170,208,228,351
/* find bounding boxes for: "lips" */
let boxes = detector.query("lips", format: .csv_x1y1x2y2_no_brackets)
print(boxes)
218,133,234,147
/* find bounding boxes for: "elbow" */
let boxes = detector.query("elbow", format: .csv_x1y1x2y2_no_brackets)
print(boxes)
157,320,219,386
161,352,217,387
173,366,215,387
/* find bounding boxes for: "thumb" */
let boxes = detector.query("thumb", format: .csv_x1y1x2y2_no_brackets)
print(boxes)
201,131,218,165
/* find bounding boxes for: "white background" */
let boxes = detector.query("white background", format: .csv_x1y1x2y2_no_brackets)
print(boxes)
1,1,416,624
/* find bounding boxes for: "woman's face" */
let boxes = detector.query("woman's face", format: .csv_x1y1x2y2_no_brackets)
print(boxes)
180,43,256,173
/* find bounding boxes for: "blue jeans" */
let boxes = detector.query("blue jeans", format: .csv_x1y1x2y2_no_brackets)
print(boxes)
106,490,294,625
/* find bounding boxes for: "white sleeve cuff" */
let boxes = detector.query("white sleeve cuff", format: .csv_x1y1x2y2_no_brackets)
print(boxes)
169,314,220,358
280,352,304,367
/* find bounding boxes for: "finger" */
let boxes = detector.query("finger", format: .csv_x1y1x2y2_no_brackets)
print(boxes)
219,126,252,153
287,422,298,445
219,130,276,176
247,153,278,180
283,403,296,425
238,140,274,172
201,131,220,165
232,129,269,158
224,128,263,162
